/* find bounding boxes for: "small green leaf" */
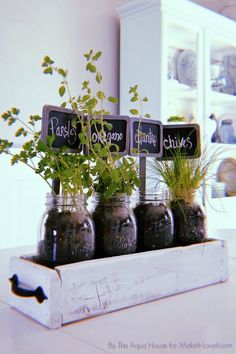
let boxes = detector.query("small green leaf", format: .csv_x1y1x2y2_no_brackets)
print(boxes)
47,134,55,147
59,85,66,97
143,97,148,102
87,98,97,108
96,72,102,84
129,109,139,116
11,107,20,115
61,102,67,108
92,51,102,61
38,140,48,152
105,122,113,131
97,91,105,100
131,96,138,102
7,118,16,126
78,132,88,144
58,68,67,77
108,96,118,104
86,62,96,73
82,94,91,102
82,81,89,89
71,102,78,111
1,112,10,121
84,49,93,61
144,113,151,118
43,67,53,75
43,55,54,65
100,147,109,157
129,85,138,94
15,128,27,137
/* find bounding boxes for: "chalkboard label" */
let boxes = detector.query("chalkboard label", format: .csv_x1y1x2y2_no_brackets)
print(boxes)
162,123,201,159
90,115,129,156
41,105,82,152
129,118,163,157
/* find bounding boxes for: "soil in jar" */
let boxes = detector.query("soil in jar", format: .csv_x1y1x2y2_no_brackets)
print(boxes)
171,200,206,246
37,208,95,268
93,203,137,258
134,202,174,251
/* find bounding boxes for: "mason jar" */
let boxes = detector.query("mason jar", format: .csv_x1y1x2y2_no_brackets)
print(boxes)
134,190,174,251
92,193,137,257
170,190,207,246
37,193,95,267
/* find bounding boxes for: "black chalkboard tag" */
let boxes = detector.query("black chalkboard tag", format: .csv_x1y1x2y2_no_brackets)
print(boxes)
161,123,201,159
129,117,163,157
89,115,129,156
41,105,82,153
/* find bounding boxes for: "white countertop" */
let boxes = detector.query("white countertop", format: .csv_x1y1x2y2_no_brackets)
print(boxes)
0,230,236,354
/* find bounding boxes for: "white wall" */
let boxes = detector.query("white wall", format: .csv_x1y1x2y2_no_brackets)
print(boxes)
0,0,128,248
0,0,129,144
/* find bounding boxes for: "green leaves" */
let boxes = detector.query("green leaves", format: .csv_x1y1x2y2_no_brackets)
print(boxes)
93,154,140,198
42,56,55,75
0,49,142,200
84,49,93,61
43,67,53,75
129,109,139,116
92,51,102,61
42,55,54,66
58,68,67,78
96,72,102,84
86,62,96,73
15,128,27,137
97,91,105,100
108,96,118,104
0,139,13,155
129,85,151,118
84,49,102,62
47,134,55,148
59,85,66,97
12,107,20,115
28,114,41,126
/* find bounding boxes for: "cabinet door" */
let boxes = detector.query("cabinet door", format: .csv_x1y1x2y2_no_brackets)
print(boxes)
204,29,236,231
164,15,204,125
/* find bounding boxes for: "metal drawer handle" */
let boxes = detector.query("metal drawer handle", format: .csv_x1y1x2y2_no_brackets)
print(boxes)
9,274,48,304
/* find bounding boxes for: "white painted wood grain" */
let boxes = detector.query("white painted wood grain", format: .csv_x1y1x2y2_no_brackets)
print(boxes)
56,239,228,325
8,240,228,329
9,257,62,329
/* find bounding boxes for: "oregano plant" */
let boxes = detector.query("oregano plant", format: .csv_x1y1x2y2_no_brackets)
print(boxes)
0,50,153,200
42,49,141,198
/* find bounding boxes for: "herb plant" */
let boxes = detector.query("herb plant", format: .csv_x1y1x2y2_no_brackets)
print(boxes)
149,147,221,203
42,49,141,198
0,108,93,201
0,50,142,201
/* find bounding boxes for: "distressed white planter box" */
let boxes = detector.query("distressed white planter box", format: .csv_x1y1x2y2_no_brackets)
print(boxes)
9,239,228,329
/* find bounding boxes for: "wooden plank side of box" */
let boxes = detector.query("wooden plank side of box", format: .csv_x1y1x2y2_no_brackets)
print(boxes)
56,239,228,325
9,257,62,329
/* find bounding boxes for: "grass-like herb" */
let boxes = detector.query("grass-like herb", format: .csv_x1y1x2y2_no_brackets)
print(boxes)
148,147,222,203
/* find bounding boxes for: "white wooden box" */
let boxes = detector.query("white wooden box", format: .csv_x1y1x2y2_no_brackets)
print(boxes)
9,239,228,329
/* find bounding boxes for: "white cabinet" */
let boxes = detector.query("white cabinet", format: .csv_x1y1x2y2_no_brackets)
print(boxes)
118,0,236,230
118,0,204,124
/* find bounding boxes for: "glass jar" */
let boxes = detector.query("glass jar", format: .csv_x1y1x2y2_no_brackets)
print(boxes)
134,190,174,251
37,193,95,267
170,190,207,246
92,193,137,257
